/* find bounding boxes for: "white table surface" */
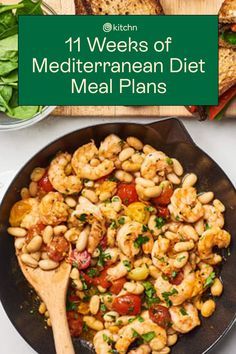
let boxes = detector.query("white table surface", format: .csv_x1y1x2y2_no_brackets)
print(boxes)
0,115,235,354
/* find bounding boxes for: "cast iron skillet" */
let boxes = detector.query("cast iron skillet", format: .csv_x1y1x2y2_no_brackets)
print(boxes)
0,118,235,354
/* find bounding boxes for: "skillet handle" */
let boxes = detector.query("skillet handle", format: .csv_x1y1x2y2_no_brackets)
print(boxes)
148,118,195,145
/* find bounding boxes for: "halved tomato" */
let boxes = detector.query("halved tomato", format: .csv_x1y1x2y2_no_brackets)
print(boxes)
110,278,126,295
152,185,173,206
47,236,69,262
38,172,54,193
117,183,138,206
67,311,83,337
68,250,91,270
149,305,171,329
112,294,141,315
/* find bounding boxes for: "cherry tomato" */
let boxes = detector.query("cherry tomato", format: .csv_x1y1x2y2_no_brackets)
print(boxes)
112,294,141,315
69,250,91,270
47,236,69,262
169,270,184,286
96,173,112,184
110,278,126,295
117,183,138,206
96,310,105,323
80,271,94,285
68,294,80,303
38,172,54,193
152,185,173,206
93,268,111,289
231,24,236,32
188,106,197,113
67,311,83,337
156,206,170,219
209,85,236,120
149,305,171,329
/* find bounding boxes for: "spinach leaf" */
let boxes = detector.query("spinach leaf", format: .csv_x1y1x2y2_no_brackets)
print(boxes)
1,69,18,83
0,34,18,60
0,85,12,112
6,105,39,119
0,60,18,76
0,4,24,14
16,0,43,15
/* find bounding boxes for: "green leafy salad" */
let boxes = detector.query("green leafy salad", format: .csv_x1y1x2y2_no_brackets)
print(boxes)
0,0,43,120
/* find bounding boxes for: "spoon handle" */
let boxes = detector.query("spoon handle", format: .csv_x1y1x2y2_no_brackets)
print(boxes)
48,298,75,354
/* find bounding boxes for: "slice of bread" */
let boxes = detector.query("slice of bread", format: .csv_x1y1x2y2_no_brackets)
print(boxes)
76,0,163,15
219,47,236,95
219,0,236,24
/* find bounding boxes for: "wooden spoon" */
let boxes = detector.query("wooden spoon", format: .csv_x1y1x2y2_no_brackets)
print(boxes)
18,256,75,354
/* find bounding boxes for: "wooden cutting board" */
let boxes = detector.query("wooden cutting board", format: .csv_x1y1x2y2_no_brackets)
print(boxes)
3,0,235,118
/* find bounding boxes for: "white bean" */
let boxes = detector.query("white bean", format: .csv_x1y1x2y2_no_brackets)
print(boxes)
76,226,90,251
99,191,112,202
172,159,183,176
53,225,67,235
21,254,38,268
135,177,155,188
30,251,41,261
41,251,50,260
194,219,204,236
8,227,27,237
82,189,98,203
14,237,25,250
115,170,133,183
127,137,143,150
26,235,43,253
124,282,144,295
65,196,77,208
167,334,178,346
173,252,189,268
73,279,83,291
20,187,30,200
65,228,80,243
143,144,156,154
182,173,197,188
42,226,53,244
92,248,101,258
167,173,181,185
83,316,104,331
198,192,214,204
103,311,119,322
38,259,59,271
173,240,194,252
181,225,199,241
70,267,79,280
143,186,162,198
29,181,38,197
30,167,45,182
122,161,141,173
89,295,100,315
131,153,144,164
119,147,135,162
213,199,225,212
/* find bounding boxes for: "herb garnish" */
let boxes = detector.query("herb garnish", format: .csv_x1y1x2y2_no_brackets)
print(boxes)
162,288,178,307
204,272,216,288
134,235,149,248
155,217,166,229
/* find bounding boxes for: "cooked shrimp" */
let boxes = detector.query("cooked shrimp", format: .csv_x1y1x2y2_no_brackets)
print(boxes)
155,264,196,306
152,237,182,274
107,254,131,281
72,141,114,180
39,192,69,226
9,198,40,229
203,205,224,228
117,221,144,258
170,187,204,223
48,152,82,194
98,134,123,160
141,152,172,180
87,219,106,254
72,196,103,223
116,318,167,353
198,227,231,263
169,303,200,333
94,330,116,354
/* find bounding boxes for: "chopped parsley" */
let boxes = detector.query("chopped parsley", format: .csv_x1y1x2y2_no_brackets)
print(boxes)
132,329,140,338
97,248,111,267
162,288,178,307
166,158,173,165
110,220,117,229
118,217,125,225
78,213,87,222
66,301,77,311
204,272,216,288
100,304,107,313
143,282,161,307
180,307,188,316
177,255,186,262
205,223,212,230
134,235,149,248
103,334,114,345
142,224,148,232
108,176,118,182
145,206,155,212
171,271,178,278
155,217,166,229
82,280,88,290
128,317,136,323
123,260,132,272
87,268,99,278
83,322,88,332
141,331,156,343
137,315,144,323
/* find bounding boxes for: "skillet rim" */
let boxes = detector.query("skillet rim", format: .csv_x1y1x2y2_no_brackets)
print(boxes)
0,118,235,354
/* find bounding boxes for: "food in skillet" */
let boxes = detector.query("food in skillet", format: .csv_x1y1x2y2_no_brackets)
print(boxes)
8,135,231,353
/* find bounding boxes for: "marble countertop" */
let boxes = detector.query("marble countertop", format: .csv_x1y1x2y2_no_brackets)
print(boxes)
0,115,235,354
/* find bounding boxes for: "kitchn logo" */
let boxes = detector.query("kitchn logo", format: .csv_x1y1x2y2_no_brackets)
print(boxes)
103,22,138,32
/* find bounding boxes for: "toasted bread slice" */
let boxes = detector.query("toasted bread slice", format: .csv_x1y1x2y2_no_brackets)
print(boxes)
219,0,236,23
76,0,163,15
219,47,236,95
